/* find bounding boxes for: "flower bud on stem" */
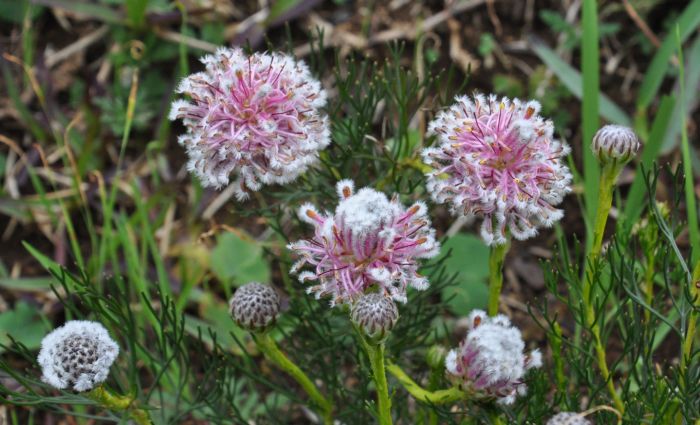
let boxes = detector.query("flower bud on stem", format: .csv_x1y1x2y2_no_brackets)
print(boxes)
229,283,333,423
581,125,639,414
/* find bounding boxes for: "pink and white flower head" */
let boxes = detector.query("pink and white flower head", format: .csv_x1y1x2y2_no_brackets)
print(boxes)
445,310,542,405
169,47,330,199
288,180,440,306
422,94,572,245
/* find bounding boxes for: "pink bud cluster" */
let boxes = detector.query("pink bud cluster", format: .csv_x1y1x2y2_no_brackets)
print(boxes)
288,180,440,306
422,94,572,245
169,47,330,199
445,310,542,405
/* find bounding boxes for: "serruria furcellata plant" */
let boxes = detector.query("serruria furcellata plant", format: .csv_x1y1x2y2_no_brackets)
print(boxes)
3,29,698,425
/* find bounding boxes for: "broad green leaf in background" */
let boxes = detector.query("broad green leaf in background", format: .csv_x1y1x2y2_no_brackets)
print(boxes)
386,129,422,161
0,301,49,352
211,231,271,287
440,234,490,314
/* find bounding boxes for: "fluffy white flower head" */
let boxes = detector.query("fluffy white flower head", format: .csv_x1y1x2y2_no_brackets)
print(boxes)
422,94,572,245
445,310,541,405
169,47,330,198
288,180,440,306
37,320,119,392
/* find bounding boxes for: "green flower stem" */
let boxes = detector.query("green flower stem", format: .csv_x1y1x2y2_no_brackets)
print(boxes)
255,332,333,424
581,162,624,414
643,251,655,324
488,411,505,425
488,239,510,316
364,340,392,425
681,261,700,374
85,385,152,425
386,361,469,405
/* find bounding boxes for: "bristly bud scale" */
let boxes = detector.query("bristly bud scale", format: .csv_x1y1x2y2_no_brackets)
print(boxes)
229,282,281,332
591,124,640,166
350,292,399,341
445,310,541,405
38,321,119,392
169,48,330,198
422,94,572,246
288,180,440,306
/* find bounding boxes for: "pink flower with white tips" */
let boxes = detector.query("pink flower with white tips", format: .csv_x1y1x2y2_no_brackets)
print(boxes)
288,180,440,306
169,47,330,199
422,94,572,245
445,310,541,405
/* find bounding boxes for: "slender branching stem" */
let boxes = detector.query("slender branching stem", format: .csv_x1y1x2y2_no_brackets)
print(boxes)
581,162,625,414
488,239,510,316
255,332,333,424
386,361,468,405
85,385,152,425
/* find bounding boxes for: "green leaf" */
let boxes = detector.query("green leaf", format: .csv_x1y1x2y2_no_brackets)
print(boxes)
0,301,49,352
0,0,43,24
637,0,700,109
623,95,675,227
440,234,490,314
30,0,123,24
0,276,53,291
530,40,631,126
385,129,422,161
266,0,301,24
23,241,60,271
210,232,270,287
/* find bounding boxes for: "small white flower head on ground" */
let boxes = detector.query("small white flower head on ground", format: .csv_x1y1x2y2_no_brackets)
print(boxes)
288,180,440,306
422,94,572,245
169,47,330,199
37,321,119,392
444,309,541,405
546,412,593,425
591,124,640,166
350,292,399,341
229,282,281,332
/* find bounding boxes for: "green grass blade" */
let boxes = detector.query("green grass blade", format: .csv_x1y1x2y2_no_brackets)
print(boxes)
622,95,675,227
637,0,700,109
126,0,148,28
582,0,600,238
30,0,123,24
530,41,631,126
676,28,700,265
661,35,700,153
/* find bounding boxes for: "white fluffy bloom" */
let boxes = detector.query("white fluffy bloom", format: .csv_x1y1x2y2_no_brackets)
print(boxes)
288,181,440,306
547,412,592,425
38,321,119,392
170,47,330,198
422,94,572,245
445,310,541,405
